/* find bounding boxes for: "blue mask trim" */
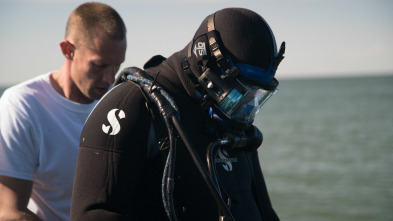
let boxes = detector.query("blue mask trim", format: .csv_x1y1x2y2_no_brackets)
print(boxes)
220,55,277,85
236,62,276,84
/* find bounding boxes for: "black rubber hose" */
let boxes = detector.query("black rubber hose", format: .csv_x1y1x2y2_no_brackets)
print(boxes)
172,116,235,221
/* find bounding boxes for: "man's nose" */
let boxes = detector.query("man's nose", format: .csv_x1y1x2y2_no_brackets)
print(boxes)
102,66,117,84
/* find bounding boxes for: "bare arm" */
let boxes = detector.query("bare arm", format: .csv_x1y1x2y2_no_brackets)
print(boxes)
0,175,41,221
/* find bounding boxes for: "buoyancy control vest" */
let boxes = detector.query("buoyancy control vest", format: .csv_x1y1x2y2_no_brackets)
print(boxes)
117,66,279,221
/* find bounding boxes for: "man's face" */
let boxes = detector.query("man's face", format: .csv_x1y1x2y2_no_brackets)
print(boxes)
70,30,127,103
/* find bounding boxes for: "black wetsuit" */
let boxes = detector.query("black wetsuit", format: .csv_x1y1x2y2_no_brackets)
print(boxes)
70,54,279,221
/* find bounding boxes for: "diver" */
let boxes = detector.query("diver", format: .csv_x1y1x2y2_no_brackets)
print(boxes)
71,7,285,221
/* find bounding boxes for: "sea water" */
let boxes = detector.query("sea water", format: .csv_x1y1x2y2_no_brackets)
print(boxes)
1,75,392,220
255,75,393,221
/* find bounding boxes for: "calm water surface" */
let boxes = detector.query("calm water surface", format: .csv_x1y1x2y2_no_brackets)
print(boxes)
255,75,393,221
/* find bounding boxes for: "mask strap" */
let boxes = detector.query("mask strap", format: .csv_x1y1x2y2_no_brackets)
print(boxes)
206,14,240,80
274,41,286,69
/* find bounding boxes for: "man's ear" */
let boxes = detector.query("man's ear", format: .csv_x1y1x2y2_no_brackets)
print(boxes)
60,40,75,60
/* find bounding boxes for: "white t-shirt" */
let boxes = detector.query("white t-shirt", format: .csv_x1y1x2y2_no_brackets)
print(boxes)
0,72,97,221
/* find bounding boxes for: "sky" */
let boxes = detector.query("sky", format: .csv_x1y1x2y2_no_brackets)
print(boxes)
1,0,393,86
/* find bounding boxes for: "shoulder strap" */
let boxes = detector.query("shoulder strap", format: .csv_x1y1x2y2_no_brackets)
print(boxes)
120,67,170,160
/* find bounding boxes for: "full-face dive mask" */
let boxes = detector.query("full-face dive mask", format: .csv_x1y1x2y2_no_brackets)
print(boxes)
198,61,279,125
185,12,285,127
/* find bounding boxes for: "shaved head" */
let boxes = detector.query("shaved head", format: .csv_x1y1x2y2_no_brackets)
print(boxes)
65,2,126,49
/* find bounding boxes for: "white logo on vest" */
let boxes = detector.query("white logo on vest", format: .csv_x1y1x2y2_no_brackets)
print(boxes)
102,108,125,135
193,42,207,57
215,147,238,172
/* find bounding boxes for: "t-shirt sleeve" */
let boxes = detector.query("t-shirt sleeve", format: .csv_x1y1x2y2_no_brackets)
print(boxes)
0,90,38,181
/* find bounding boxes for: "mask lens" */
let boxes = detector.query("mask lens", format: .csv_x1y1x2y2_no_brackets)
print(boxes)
219,86,277,124
219,88,243,113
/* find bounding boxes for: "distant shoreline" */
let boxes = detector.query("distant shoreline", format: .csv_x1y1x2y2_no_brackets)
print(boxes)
1,74,392,97
2,72,392,87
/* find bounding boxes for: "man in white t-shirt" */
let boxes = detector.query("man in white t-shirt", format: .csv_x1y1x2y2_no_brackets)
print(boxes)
0,2,127,220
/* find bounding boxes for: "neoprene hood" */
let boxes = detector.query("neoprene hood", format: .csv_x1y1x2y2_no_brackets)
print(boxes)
182,8,285,126
186,7,285,88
